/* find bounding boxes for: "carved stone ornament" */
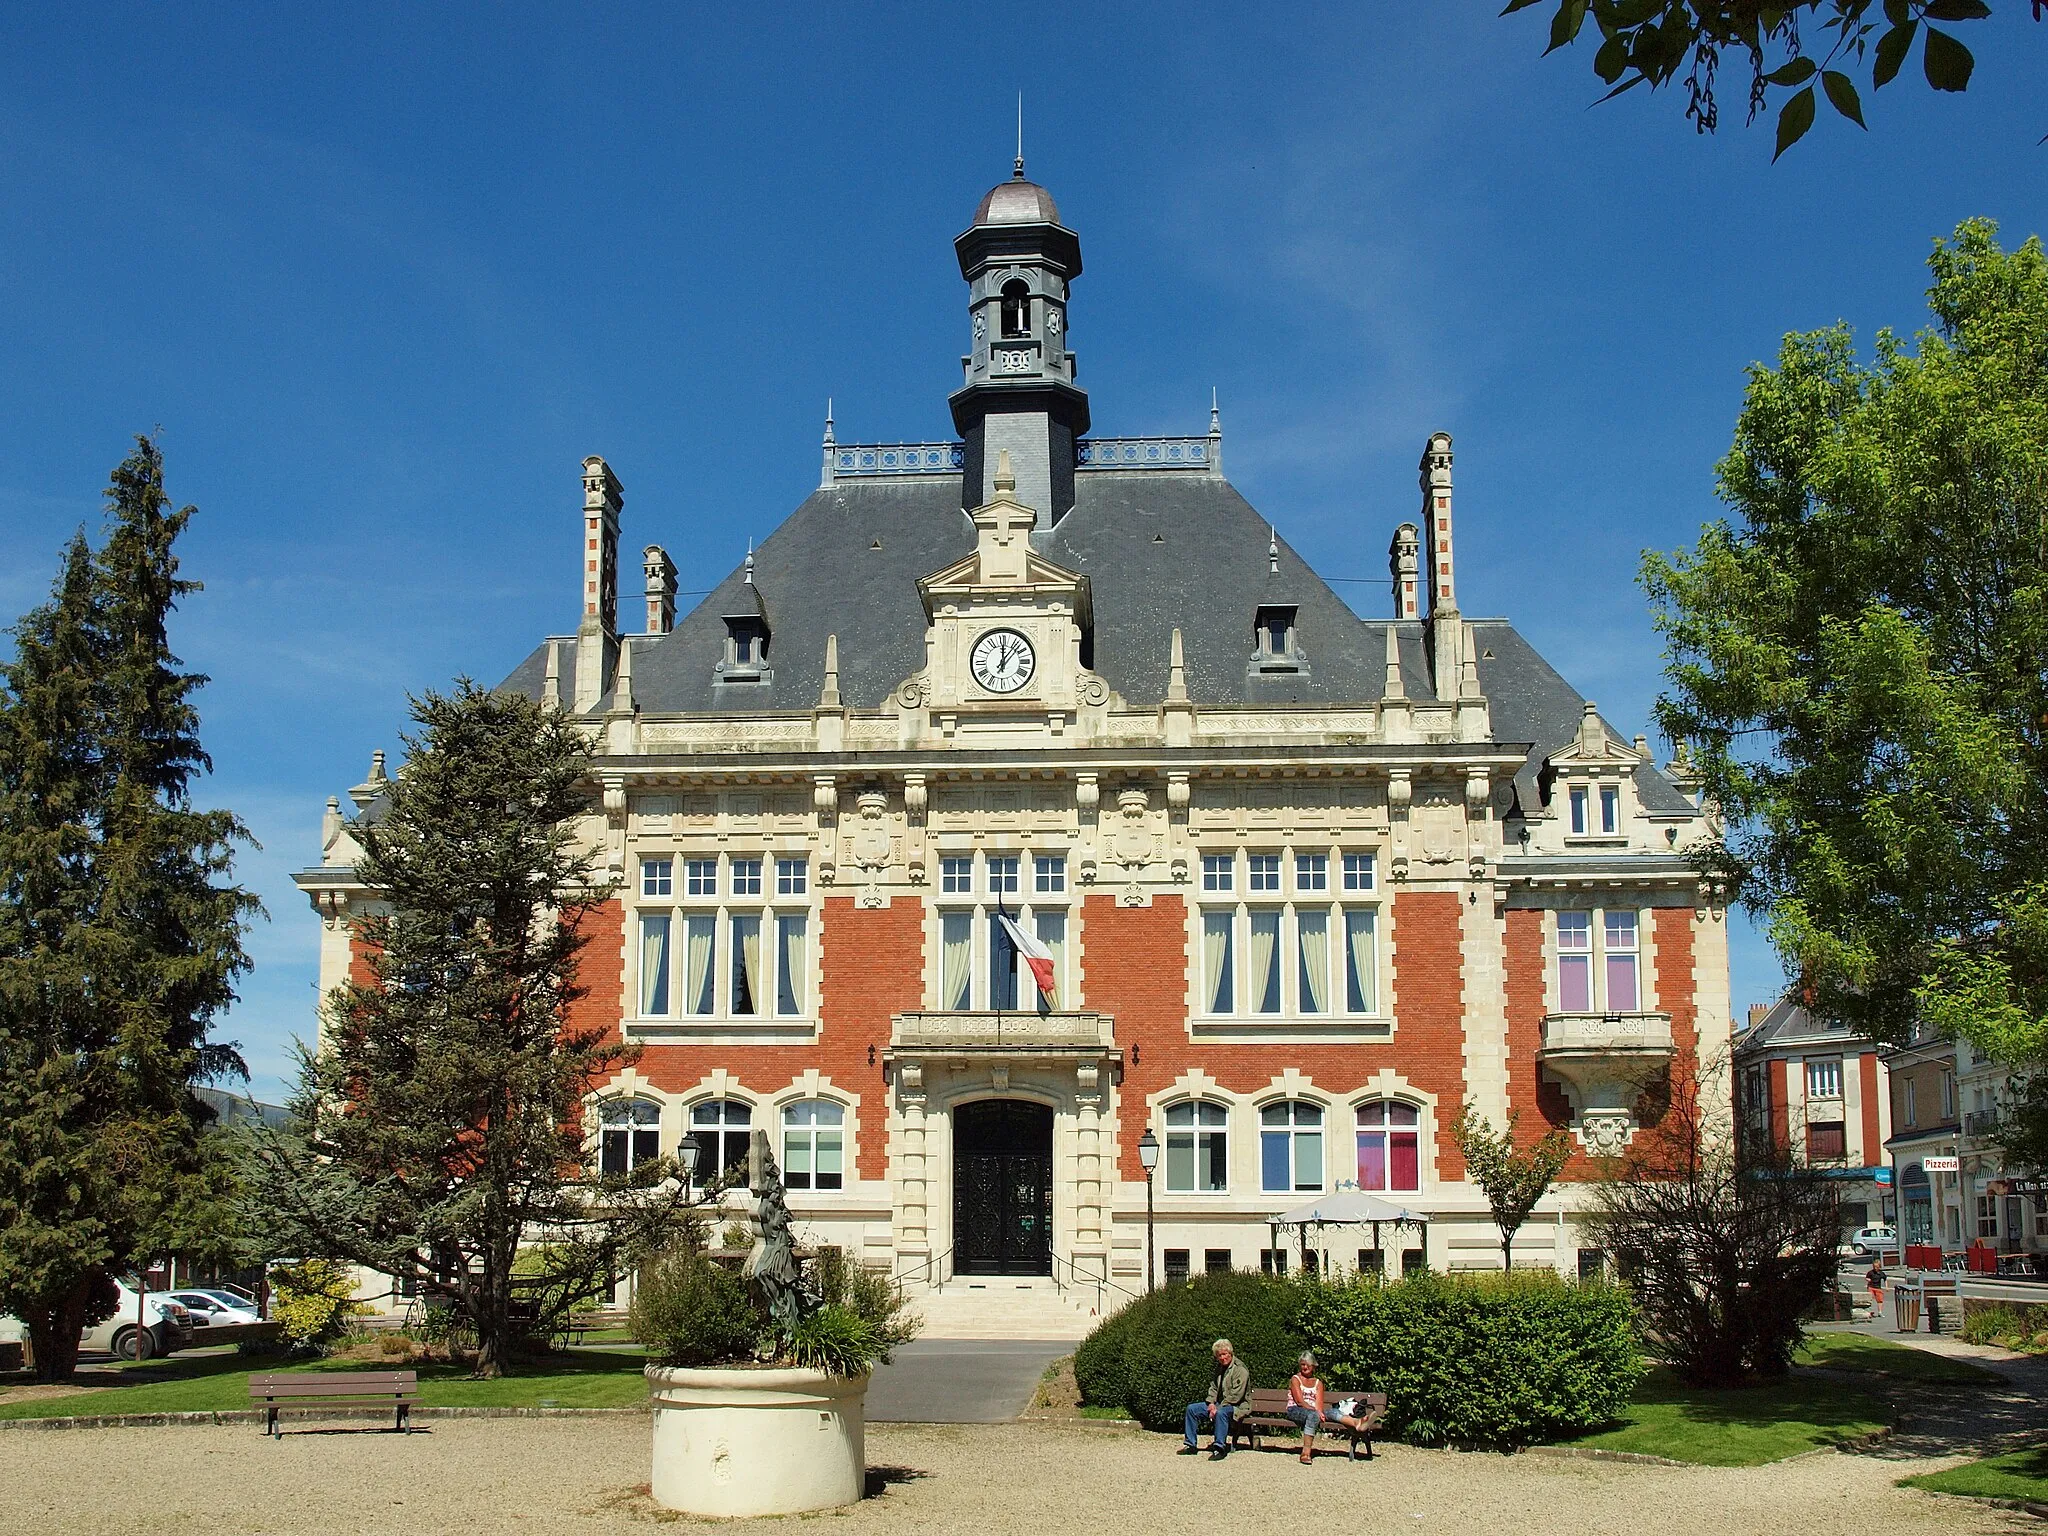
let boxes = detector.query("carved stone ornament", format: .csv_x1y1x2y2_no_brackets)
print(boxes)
1078,853,1099,884
897,674,930,709
903,773,928,822
813,775,838,823
1577,1110,1634,1158
991,1065,1010,1093
851,790,892,869
1077,673,1109,707
1166,772,1190,811
602,779,628,827
898,1060,924,1099
1387,769,1413,813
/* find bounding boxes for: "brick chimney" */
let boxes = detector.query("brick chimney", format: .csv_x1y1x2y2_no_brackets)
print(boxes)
575,456,622,712
644,544,677,635
1389,522,1420,620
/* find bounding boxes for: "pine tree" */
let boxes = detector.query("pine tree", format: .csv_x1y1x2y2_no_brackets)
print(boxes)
254,682,697,1377
0,438,256,1379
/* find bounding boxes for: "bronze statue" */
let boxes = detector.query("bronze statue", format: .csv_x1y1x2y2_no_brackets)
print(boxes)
743,1129,808,1336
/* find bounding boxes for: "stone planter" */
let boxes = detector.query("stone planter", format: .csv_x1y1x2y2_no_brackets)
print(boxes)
645,1363,869,1518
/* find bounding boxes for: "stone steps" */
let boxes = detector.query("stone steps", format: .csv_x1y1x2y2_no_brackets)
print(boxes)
910,1278,1098,1341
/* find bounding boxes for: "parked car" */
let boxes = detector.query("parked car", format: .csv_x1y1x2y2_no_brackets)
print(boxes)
81,1282,195,1362
1843,1225,1899,1259
168,1290,262,1328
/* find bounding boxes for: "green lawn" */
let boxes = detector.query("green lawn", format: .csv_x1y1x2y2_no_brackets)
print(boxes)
0,1348,653,1420
1793,1331,2003,1384
1903,1443,2048,1503
1564,1366,1892,1467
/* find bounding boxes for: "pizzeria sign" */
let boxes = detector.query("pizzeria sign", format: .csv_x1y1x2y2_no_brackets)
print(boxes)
1920,1155,1960,1173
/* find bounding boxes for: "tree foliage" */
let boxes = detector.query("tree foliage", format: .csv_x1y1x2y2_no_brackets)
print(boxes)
0,437,256,1381
1645,219,2048,1157
1585,1072,1840,1386
1452,1103,1575,1273
1505,1,2014,157
252,681,696,1377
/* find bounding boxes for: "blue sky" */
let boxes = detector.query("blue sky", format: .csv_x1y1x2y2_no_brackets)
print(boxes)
1,4,2042,1102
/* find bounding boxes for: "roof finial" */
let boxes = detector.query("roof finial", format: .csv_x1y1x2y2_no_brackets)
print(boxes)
744,538,755,586
823,397,834,446
1210,387,1221,437
995,448,1016,494
1014,92,1025,179
1268,524,1279,576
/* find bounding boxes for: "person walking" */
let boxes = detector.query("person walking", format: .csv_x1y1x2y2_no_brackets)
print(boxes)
1180,1339,1250,1461
1865,1260,1886,1314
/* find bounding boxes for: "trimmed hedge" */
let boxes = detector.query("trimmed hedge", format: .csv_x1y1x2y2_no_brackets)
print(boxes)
1075,1270,1642,1449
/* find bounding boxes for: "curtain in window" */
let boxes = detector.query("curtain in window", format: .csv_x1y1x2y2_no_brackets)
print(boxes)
1344,910,1376,1012
776,915,807,1015
988,914,1018,1010
1297,911,1328,1013
731,916,761,1015
684,916,715,1015
1250,911,1281,1013
1165,1110,1195,1193
1293,1111,1323,1191
1606,952,1638,1011
1204,913,1234,1014
1558,911,1593,1011
639,914,671,1016
1357,1128,1387,1190
941,913,973,1010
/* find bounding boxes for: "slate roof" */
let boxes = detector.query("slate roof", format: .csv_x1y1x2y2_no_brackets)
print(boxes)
499,470,1698,819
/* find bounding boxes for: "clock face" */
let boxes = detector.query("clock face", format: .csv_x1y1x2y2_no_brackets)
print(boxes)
970,628,1035,695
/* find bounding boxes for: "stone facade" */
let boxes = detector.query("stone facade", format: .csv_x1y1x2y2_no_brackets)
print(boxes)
296,166,1732,1296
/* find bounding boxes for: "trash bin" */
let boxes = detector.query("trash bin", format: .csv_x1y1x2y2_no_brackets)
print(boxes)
1892,1281,1922,1333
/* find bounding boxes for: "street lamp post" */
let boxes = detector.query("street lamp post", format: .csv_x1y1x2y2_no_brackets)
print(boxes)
1138,1128,1160,1293
678,1138,701,1204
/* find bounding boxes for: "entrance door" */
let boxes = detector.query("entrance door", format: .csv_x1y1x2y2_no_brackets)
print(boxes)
953,1100,1053,1276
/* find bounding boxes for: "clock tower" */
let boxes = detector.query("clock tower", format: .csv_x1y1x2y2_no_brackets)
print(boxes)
949,159,1090,526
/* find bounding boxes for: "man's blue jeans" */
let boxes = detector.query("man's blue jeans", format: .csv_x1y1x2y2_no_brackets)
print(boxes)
1184,1401,1233,1448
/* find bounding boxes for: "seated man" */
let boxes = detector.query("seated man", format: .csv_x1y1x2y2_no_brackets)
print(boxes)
1180,1338,1249,1460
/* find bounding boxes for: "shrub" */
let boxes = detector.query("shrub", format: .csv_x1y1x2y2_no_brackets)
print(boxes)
783,1305,883,1375
1073,1300,1138,1411
630,1248,761,1367
268,1260,367,1354
1300,1271,1643,1448
1961,1301,2048,1353
812,1250,920,1363
1073,1271,1306,1431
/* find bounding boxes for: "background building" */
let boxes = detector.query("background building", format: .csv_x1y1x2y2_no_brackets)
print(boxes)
1733,998,1893,1240
297,166,1732,1320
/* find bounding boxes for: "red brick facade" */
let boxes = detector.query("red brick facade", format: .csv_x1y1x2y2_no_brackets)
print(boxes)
581,896,920,1182
1082,889,1471,1185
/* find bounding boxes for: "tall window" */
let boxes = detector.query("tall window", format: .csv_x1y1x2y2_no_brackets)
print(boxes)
1355,1101,1420,1193
690,1099,752,1177
600,1098,661,1175
1805,1057,1843,1099
782,1101,844,1191
1203,848,1380,1018
637,853,811,1020
1940,1069,1955,1119
1165,1101,1228,1193
1557,908,1641,1012
1260,1101,1324,1193
1599,785,1620,835
1807,1120,1846,1161
1569,786,1589,835
934,851,1067,1009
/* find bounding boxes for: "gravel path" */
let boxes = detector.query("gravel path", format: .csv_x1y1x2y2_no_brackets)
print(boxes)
0,1418,2029,1536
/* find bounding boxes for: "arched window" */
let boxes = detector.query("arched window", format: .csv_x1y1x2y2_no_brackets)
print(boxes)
1164,1100,1228,1194
690,1099,753,1178
1260,1100,1324,1194
782,1100,845,1191
599,1098,661,1176
1000,279,1031,339
1355,1101,1421,1193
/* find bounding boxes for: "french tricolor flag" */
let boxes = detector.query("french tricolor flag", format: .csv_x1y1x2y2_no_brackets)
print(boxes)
995,910,1057,1005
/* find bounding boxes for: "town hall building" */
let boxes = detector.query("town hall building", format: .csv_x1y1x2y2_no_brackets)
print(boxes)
298,163,1731,1314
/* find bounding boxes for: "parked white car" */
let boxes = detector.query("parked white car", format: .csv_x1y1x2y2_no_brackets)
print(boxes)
81,1282,195,1361
168,1289,263,1328
1843,1225,1899,1259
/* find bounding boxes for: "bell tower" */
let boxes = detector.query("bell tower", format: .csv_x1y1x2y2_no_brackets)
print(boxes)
950,158,1090,525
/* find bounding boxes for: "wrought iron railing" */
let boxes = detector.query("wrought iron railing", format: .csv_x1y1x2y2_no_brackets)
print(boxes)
1050,1251,1139,1316
1077,436,1215,470
827,442,964,478
904,1247,953,1292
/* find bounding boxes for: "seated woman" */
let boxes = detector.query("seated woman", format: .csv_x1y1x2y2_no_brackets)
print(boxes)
1286,1352,1373,1464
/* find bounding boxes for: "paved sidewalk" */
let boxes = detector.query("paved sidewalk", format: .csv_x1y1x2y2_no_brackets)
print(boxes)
864,1339,1069,1423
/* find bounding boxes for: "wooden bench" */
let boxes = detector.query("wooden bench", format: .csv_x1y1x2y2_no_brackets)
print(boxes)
1229,1387,1388,1459
558,1307,631,1347
249,1370,418,1437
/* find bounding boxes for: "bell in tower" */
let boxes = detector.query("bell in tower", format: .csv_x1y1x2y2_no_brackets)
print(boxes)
950,157,1090,525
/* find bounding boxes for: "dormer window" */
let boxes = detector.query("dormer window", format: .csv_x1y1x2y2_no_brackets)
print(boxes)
719,618,770,682
1252,606,1301,673
1000,280,1031,338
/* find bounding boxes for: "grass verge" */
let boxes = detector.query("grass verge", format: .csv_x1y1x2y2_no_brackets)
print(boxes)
1793,1331,2002,1384
0,1348,652,1420
1563,1366,1891,1467
1902,1443,2048,1502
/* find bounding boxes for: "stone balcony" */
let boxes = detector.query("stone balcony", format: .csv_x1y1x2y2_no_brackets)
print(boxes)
1537,1011,1676,1157
890,1010,1116,1054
